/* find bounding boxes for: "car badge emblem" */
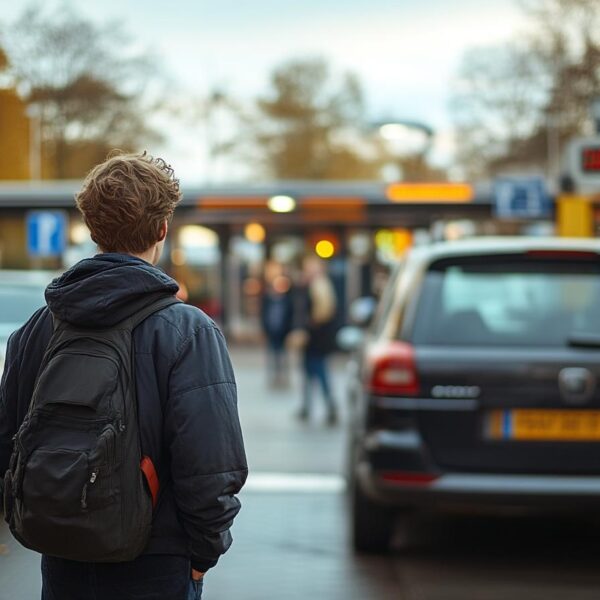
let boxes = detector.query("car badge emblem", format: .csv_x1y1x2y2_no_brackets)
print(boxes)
431,385,481,399
558,368,596,405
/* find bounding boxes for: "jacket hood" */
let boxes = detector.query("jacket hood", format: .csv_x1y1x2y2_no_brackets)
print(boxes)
45,253,179,328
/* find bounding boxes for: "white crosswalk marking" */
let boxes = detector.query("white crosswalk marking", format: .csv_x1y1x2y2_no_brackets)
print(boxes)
243,472,346,493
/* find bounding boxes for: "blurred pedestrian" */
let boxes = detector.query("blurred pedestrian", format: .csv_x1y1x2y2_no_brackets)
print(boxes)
294,255,339,426
261,261,294,387
0,152,247,600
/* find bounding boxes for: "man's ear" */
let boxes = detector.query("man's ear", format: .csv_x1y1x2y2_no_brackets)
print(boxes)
158,220,168,242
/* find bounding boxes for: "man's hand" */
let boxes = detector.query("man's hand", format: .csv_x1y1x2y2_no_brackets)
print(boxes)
191,569,204,581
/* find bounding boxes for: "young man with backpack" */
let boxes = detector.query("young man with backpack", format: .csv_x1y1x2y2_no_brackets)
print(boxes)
0,152,247,600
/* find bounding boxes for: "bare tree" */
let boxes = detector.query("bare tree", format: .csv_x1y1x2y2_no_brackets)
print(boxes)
451,0,600,178
1,4,163,178
451,44,545,177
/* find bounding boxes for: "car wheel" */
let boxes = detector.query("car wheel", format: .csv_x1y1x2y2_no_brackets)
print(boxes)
351,478,395,554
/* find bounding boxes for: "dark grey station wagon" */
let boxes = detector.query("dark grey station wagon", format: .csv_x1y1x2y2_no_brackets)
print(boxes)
342,238,600,552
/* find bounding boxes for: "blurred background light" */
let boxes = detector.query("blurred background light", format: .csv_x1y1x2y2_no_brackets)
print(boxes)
348,232,371,258
179,225,219,248
375,228,412,261
443,219,477,241
170,248,187,266
378,123,412,141
244,222,266,244
267,195,296,213
70,222,90,245
375,229,393,248
315,239,335,259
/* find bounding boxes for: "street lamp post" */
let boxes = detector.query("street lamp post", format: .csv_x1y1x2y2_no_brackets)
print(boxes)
591,98,600,134
369,119,435,182
373,119,434,151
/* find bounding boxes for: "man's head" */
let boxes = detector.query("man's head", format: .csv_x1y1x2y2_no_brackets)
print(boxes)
75,152,182,263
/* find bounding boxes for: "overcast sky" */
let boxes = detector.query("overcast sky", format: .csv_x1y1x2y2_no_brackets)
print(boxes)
5,0,525,182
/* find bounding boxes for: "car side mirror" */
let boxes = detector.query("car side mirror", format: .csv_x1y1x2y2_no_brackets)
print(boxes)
336,326,365,352
349,296,377,328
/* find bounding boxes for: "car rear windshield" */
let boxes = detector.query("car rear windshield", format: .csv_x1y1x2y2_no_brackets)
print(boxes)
410,254,600,347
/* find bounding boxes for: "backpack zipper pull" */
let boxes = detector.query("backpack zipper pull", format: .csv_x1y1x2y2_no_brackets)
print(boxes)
81,471,98,509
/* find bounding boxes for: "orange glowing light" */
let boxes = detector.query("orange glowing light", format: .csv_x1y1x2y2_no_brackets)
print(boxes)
245,223,266,243
386,183,474,203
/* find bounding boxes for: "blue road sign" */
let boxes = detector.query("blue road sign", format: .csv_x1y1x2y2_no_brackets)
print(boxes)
493,177,552,219
27,211,67,257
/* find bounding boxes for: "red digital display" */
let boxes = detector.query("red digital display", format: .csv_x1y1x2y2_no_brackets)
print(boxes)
581,147,600,173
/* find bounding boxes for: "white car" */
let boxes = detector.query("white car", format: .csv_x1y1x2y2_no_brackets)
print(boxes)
0,270,59,371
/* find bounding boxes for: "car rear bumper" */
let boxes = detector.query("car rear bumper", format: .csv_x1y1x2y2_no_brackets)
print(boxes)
358,462,600,508
358,428,600,508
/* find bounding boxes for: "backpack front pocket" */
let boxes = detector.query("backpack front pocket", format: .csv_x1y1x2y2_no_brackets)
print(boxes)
22,448,88,517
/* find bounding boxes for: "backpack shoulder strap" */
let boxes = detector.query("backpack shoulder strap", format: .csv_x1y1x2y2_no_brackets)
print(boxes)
123,295,182,332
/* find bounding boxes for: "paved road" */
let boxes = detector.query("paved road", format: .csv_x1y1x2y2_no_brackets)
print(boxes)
3,347,600,599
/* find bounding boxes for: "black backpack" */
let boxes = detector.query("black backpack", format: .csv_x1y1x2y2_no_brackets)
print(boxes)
3,294,180,562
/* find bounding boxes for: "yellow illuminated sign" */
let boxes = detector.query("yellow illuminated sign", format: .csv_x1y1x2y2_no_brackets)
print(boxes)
386,183,474,203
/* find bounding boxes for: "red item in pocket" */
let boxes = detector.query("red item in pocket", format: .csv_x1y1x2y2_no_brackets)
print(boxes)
140,455,160,509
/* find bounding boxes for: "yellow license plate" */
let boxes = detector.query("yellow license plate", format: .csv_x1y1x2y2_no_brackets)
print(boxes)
488,409,600,441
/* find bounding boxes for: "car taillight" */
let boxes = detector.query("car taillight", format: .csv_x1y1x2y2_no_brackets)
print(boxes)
366,341,419,396
527,250,599,260
380,471,438,486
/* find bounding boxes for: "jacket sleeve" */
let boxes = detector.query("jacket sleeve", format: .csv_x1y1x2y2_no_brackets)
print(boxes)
0,330,22,492
164,323,247,573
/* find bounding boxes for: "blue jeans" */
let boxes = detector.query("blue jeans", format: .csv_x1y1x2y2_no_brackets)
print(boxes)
302,352,335,414
267,338,288,383
187,578,204,600
41,554,191,600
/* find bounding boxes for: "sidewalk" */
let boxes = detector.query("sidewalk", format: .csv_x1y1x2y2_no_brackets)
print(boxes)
231,346,349,476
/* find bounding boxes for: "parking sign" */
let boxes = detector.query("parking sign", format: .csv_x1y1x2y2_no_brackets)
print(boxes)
493,177,552,219
27,211,67,257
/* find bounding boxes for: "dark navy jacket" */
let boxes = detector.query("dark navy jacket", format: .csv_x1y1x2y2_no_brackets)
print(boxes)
0,254,247,572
